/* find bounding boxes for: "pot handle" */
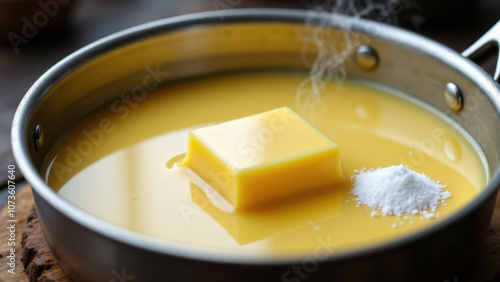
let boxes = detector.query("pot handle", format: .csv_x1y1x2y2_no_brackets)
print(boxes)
462,20,500,83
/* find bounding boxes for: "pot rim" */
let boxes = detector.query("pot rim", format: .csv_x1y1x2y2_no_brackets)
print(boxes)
11,8,500,265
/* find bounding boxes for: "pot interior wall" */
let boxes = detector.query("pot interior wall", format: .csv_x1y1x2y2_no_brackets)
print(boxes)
26,20,500,183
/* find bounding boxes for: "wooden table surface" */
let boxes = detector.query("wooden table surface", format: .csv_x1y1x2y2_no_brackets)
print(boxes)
0,0,499,281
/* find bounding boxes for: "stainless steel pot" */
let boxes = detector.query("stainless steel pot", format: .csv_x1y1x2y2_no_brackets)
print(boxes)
11,9,500,282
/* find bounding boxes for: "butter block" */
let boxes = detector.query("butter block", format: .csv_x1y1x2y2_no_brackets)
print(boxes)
180,107,344,211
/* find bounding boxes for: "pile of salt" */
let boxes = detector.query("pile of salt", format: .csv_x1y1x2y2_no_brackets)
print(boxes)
352,164,450,216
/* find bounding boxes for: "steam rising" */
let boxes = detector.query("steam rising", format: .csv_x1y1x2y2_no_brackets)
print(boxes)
297,0,423,116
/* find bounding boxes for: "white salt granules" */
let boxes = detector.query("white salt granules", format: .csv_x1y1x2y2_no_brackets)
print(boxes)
352,165,450,216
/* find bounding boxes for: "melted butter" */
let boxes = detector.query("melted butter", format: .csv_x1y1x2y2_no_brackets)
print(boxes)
42,70,488,256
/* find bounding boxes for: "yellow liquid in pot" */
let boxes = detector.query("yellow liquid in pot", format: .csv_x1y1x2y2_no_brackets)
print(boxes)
42,70,488,256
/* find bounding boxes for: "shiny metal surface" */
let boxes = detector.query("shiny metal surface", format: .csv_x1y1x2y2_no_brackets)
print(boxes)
355,45,379,71
33,123,44,151
11,9,500,282
444,82,463,112
463,20,500,83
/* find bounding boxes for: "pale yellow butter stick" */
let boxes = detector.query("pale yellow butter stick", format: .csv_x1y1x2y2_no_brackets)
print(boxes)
179,107,344,212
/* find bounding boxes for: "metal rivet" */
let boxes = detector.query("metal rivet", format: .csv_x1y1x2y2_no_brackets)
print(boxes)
356,45,379,70
34,124,44,151
444,82,463,112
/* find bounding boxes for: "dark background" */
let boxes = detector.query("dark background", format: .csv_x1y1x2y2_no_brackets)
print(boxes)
0,0,499,280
